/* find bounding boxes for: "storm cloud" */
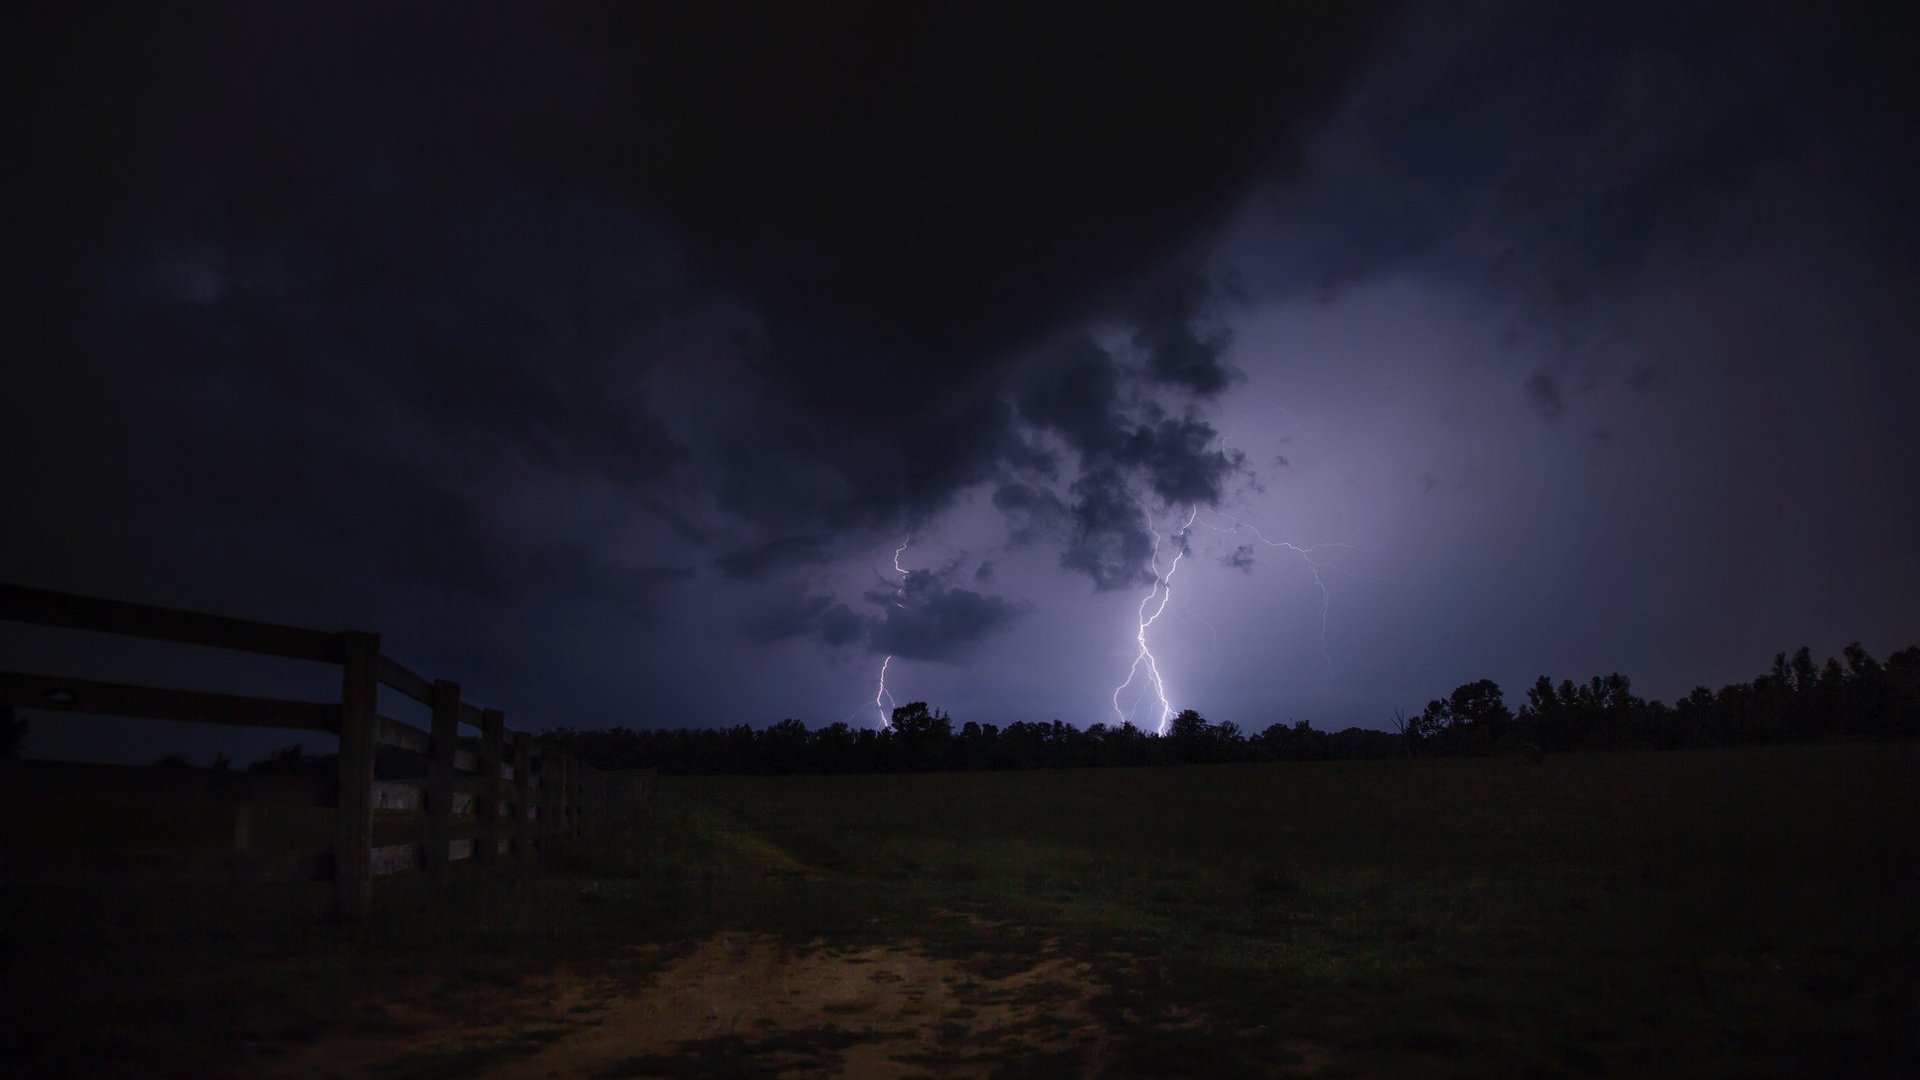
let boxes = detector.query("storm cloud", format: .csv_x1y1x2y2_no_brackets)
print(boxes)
864,569,1032,663
1004,281,1249,591
7,1,1916,738
753,558,1030,664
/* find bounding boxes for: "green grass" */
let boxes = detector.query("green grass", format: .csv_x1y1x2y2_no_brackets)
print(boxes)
4,742,1916,1077
657,743,1920,1077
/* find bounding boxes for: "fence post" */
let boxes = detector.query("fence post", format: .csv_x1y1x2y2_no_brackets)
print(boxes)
560,753,576,837
554,753,571,845
535,746,555,852
584,766,597,835
558,754,575,843
512,729,533,862
424,679,460,885
334,631,380,921
479,708,505,865
587,767,603,838
542,751,556,845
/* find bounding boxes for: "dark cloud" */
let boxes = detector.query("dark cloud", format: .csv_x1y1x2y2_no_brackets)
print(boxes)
1014,337,1129,463
1009,300,1249,590
865,571,1031,663
1522,371,1566,420
1125,413,1246,506
1626,364,1666,392
716,536,829,582
749,594,866,649
26,1,1913,740
148,190,696,488
1052,409,1243,590
1240,2,1920,413
992,483,1071,547
8,1,1398,626
1223,545,1257,574
1131,272,1239,396
584,3,1397,552
1060,471,1159,591
754,559,1029,663
1192,0,1920,727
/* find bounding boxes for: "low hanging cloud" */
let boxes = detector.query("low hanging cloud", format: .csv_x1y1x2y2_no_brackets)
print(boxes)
1223,545,1257,573
1132,271,1241,396
726,267,1253,593
716,534,829,581
991,481,1072,546
11,2,1387,630
864,570,1032,662
1058,470,1161,590
750,559,1030,662
1008,275,1249,590
1523,370,1567,420
747,593,867,648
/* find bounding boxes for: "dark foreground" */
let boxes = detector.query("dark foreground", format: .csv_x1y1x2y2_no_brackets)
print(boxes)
4,742,1916,1077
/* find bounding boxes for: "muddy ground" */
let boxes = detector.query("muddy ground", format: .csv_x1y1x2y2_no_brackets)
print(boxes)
252,930,1219,1078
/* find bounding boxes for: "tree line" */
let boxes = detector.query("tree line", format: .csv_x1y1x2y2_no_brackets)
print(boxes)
15,639,1904,775
539,641,1920,775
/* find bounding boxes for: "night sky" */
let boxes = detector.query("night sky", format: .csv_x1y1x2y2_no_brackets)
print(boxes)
8,2,1919,757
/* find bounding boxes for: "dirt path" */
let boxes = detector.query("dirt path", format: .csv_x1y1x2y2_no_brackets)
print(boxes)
257,931,1119,1078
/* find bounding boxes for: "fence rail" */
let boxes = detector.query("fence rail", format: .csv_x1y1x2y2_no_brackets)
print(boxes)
0,582,648,919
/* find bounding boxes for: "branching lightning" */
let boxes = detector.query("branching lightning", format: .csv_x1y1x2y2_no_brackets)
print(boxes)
873,538,912,728
1198,511,1373,664
1181,601,1221,654
1111,505,1198,735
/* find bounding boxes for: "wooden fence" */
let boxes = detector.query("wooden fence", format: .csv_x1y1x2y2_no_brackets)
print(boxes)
0,582,647,919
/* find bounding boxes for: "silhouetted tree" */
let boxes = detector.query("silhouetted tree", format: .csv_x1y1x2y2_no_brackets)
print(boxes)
955,720,997,769
1167,709,1213,762
533,640,1920,775
249,744,334,776
889,702,954,771
1882,645,1920,736
1422,678,1512,753
760,718,810,773
810,722,857,772
1100,721,1151,766
1387,710,1416,756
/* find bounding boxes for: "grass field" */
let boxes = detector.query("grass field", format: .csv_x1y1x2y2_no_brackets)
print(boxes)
4,742,1916,1077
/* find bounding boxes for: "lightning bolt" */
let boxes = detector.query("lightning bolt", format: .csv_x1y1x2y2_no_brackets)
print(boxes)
873,537,912,728
1112,504,1198,735
1199,511,1372,664
874,655,895,728
892,539,912,597
1181,601,1221,654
